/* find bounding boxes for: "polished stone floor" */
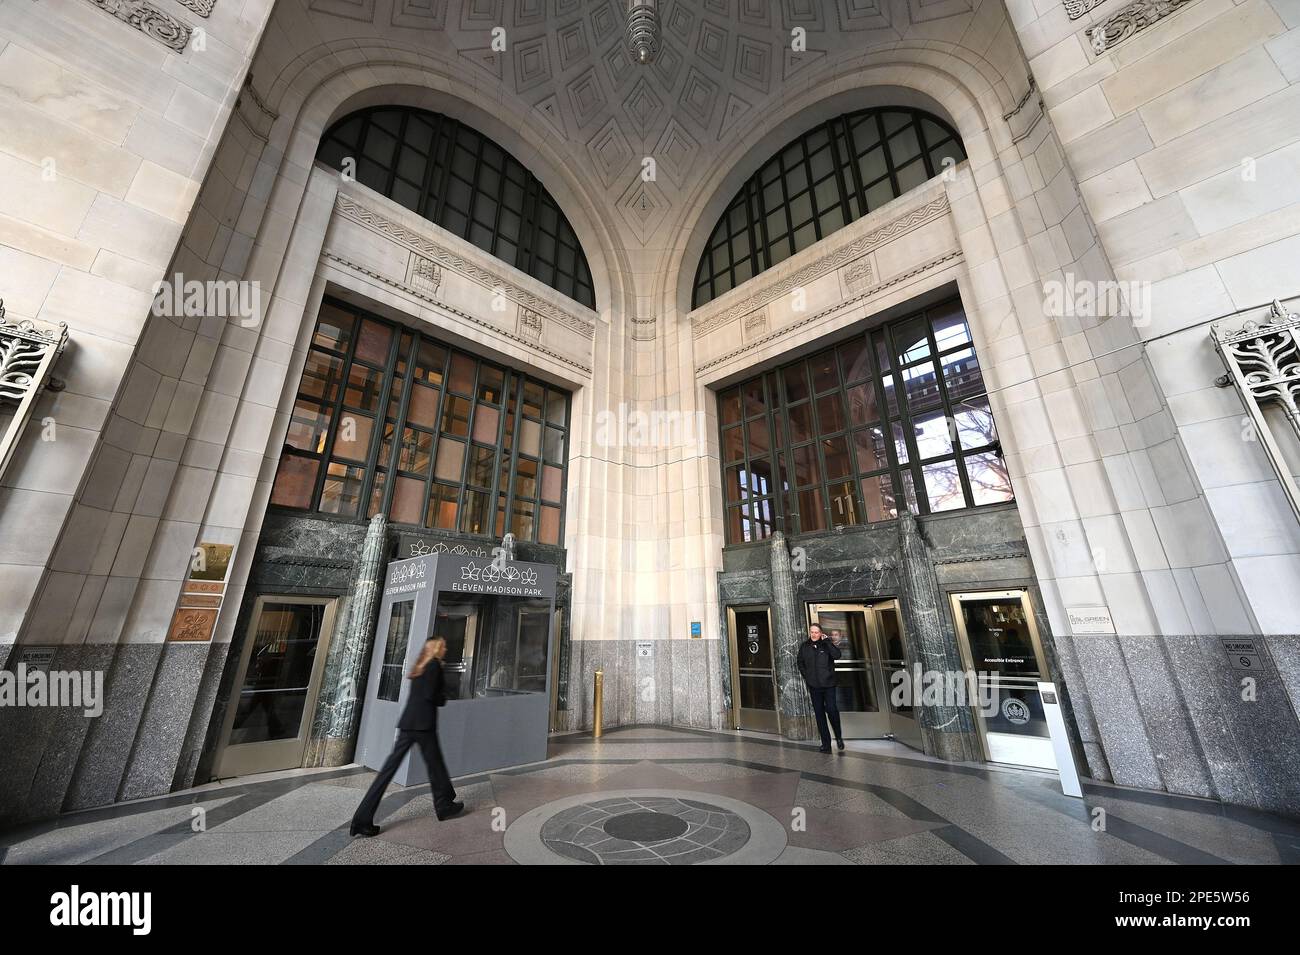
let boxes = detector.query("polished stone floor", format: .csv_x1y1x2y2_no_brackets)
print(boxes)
3,725,1297,865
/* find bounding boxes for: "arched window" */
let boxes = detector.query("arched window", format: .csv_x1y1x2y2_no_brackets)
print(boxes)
318,107,597,310
693,108,965,308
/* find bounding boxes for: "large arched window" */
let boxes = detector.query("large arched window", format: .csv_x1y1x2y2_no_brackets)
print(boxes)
693,108,965,308
318,107,596,310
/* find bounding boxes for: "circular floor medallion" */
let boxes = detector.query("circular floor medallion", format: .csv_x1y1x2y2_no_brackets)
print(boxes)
505,789,788,865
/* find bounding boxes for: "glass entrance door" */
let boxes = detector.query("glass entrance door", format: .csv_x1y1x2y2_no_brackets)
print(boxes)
872,600,923,750
808,603,892,738
950,590,1055,769
435,605,479,700
727,605,780,733
217,596,338,777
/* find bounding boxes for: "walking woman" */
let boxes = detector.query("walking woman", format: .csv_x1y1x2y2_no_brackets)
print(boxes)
350,637,464,837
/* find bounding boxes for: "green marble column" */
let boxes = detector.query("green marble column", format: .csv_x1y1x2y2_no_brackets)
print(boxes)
308,513,388,766
769,532,816,740
896,509,980,761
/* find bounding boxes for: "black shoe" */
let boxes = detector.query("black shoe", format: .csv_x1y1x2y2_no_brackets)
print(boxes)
349,822,381,837
837,739,845,751
818,745,832,753
436,801,465,821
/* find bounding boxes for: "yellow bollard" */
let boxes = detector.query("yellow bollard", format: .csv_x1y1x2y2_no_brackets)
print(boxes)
593,668,604,738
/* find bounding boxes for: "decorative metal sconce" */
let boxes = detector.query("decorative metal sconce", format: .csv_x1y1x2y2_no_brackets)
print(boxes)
626,1,659,64
1211,299,1300,525
0,299,69,480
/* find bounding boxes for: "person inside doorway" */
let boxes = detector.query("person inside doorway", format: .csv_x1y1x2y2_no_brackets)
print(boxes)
350,637,464,837
798,623,844,753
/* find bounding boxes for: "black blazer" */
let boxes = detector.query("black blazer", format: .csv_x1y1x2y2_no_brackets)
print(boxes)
397,659,447,731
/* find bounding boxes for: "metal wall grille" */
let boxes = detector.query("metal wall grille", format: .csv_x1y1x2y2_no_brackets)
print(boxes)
717,297,1012,545
270,297,570,546
693,107,966,308
317,107,596,310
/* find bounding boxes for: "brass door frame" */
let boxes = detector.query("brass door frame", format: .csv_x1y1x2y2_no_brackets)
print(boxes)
948,588,1048,763
868,598,923,749
216,595,338,778
726,604,781,734
435,603,479,699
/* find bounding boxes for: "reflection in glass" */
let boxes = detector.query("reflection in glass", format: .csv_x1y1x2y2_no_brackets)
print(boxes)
230,603,325,745
378,600,414,702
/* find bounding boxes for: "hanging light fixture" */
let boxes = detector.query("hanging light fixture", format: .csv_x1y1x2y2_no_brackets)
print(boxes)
626,1,660,65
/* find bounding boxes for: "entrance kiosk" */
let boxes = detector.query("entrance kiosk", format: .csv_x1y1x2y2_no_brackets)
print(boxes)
356,552,558,785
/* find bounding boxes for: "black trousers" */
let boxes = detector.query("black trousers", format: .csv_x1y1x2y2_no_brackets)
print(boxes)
808,686,843,748
352,729,457,826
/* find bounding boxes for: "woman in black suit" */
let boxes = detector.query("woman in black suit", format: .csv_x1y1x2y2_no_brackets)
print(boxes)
350,637,464,837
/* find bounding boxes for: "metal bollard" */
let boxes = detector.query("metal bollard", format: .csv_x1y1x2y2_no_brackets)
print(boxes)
593,668,604,738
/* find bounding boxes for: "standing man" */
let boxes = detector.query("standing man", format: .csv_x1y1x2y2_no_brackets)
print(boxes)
797,623,844,753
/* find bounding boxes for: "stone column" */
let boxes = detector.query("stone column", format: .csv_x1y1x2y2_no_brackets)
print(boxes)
896,509,979,761
309,513,388,765
769,532,815,740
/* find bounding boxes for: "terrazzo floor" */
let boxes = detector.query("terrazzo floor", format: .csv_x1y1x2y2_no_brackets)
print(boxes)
3,725,1297,865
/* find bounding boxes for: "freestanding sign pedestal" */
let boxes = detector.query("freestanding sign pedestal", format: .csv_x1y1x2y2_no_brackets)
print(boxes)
1037,680,1083,798
356,552,557,785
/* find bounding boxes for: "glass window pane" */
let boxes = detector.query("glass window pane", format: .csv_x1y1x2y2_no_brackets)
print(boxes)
782,365,809,403
286,400,331,453
822,435,852,479
466,444,495,488
270,454,318,508
546,390,567,424
810,351,839,392
519,419,542,457
846,383,878,424
746,418,770,457
461,489,491,534
313,306,354,351
966,451,1014,505
798,487,826,533
511,498,536,541
415,342,447,385
816,393,845,434
344,364,383,412
398,428,432,475
912,407,955,459
954,396,998,450
864,178,896,211
828,481,859,527
901,361,942,414
922,459,964,512
332,412,374,463
319,462,364,516
788,404,813,444
539,505,561,545
941,348,984,402
792,444,817,487
354,319,392,366
853,426,889,473
544,427,565,464
406,384,439,429
441,395,470,436
427,483,458,529
895,160,928,193
448,353,474,395
541,464,563,504
723,425,745,462
389,475,425,525
299,351,343,404
472,405,500,443
859,472,898,523
434,438,465,482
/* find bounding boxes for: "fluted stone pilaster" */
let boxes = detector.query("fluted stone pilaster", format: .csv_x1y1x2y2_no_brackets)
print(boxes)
896,509,979,761
769,532,815,740
308,513,388,765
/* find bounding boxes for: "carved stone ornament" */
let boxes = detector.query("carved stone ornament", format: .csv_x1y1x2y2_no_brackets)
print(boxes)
1086,0,1196,54
1211,299,1300,525
83,0,194,53
0,300,70,480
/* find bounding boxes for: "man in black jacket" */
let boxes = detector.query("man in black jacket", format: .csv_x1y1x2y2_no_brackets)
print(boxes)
797,623,844,753
350,637,464,837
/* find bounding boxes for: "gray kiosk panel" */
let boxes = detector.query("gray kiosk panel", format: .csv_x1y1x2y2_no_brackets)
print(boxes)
356,553,558,786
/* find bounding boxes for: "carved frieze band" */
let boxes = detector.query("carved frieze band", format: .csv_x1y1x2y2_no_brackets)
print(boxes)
334,193,596,340
696,251,962,373
1086,0,1196,54
691,195,951,338
321,251,592,376
83,0,193,52
1063,0,1106,18
176,0,215,15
